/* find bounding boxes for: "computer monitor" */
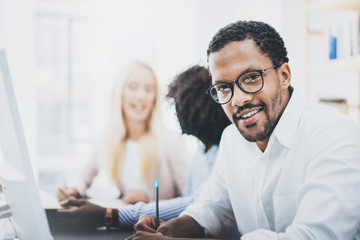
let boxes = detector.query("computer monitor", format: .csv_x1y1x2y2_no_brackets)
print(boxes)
0,50,53,239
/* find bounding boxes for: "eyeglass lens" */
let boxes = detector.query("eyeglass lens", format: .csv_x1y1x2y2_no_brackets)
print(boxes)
209,70,263,104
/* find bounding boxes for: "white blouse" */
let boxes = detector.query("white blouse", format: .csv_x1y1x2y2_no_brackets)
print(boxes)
121,140,144,191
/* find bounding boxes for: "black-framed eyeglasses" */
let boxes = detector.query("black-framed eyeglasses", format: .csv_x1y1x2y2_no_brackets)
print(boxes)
206,64,279,104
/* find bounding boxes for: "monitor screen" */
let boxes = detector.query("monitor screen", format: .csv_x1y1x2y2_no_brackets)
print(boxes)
0,50,53,239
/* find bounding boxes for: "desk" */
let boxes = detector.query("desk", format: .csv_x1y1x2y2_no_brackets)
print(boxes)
46,209,133,240
51,227,133,240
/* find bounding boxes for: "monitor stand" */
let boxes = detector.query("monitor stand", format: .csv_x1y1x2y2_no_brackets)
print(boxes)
0,186,17,240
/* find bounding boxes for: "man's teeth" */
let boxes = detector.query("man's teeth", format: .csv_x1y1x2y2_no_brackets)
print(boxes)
134,105,144,110
241,109,259,119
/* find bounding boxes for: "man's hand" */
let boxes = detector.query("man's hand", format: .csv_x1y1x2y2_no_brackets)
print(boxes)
129,216,214,240
57,197,107,229
57,186,81,201
133,215,206,238
133,215,157,233
133,215,174,236
125,231,173,240
122,189,149,204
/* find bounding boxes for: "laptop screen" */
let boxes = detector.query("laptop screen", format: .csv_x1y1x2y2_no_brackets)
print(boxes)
0,50,53,240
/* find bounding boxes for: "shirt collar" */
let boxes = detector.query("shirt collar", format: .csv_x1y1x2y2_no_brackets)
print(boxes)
272,89,306,149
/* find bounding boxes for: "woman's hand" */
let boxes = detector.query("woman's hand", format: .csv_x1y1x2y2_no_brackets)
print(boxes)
57,186,81,201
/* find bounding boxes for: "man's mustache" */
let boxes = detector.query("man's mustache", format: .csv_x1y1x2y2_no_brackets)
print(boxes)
233,102,266,117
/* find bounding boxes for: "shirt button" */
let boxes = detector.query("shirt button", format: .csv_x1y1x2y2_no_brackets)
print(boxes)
256,197,260,203
259,157,265,162
274,139,278,143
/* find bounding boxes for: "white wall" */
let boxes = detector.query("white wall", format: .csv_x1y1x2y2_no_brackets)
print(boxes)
32,0,289,136
0,0,37,168
282,0,305,96
0,0,304,175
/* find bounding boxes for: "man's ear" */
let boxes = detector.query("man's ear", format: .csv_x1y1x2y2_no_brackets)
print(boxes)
278,63,291,90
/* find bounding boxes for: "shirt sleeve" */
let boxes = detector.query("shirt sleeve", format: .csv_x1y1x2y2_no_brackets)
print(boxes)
117,196,194,226
242,121,360,240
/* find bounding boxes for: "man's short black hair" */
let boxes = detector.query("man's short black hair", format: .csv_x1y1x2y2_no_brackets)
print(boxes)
207,20,289,66
167,65,231,151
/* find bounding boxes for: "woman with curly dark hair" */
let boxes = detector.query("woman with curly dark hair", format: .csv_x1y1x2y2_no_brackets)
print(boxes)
167,65,231,196
167,65,230,153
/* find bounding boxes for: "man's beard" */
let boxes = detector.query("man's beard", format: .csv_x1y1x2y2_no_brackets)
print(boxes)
233,89,282,142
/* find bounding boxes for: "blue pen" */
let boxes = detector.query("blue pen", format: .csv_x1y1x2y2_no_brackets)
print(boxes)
155,180,159,229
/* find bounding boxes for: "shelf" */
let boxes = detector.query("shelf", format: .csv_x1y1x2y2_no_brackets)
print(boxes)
305,0,360,124
308,0,360,12
308,55,360,73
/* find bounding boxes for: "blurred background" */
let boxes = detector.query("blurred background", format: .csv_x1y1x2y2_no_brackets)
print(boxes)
0,0,359,194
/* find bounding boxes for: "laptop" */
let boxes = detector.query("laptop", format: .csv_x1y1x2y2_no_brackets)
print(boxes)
0,50,53,239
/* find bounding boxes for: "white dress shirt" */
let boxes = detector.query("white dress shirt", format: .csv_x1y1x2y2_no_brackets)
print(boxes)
182,90,360,239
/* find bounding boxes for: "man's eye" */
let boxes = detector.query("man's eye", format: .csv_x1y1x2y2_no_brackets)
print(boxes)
243,74,261,84
217,84,231,92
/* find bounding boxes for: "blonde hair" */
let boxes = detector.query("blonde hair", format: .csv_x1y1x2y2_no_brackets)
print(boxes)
103,60,164,188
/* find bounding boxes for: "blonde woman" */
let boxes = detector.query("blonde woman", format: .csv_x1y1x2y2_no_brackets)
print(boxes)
57,61,189,204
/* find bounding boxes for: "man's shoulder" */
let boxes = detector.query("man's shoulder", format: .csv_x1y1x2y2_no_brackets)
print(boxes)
302,103,356,128
298,103,360,142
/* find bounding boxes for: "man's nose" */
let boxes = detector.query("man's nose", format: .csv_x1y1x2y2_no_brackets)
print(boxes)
230,84,252,107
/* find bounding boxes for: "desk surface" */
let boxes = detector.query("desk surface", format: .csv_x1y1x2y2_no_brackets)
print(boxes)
52,227,133,240
46,209,133,240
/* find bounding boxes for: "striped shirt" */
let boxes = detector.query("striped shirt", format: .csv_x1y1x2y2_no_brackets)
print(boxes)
117,145,218,226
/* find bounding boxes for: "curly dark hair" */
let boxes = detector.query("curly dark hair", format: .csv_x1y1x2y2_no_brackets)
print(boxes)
167,65,231,152
207,20,289,66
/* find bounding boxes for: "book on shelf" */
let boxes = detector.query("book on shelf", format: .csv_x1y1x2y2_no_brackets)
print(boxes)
327,11,359,60
319,97,349,114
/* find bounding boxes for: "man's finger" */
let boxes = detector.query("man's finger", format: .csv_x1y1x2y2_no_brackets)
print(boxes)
57,207,73,214
157,224,171,236
59,196,85,209
125,231,158,240
134,216,156,233
59,198,70,207
134,222,156,233
65,197,85,207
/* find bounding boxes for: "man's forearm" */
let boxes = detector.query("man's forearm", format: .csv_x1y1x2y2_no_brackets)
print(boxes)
165,215,205,238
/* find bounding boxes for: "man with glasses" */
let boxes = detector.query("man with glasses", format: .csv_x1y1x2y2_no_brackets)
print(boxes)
127,21,360,240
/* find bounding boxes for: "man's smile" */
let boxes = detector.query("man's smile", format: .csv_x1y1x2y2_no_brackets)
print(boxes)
233,103,265,126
